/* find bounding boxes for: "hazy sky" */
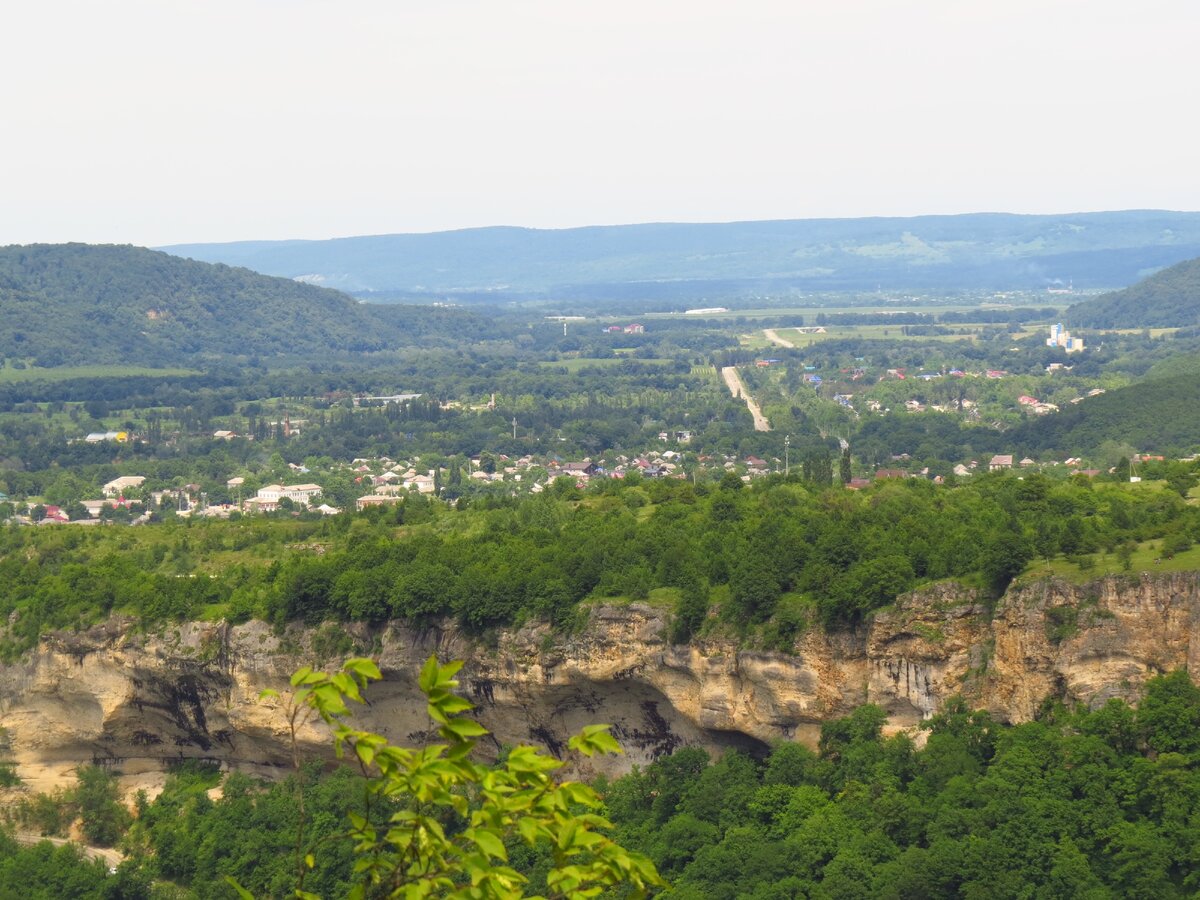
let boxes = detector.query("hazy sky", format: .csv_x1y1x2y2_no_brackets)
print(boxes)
4,0,1199,246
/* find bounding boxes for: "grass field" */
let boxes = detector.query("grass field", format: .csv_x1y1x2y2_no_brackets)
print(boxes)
0,365,199,383
641,304,1004,320
764,323,1045,349
1024,539,1200,584
537,357,674,372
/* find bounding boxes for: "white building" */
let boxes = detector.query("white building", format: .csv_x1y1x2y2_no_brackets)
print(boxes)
1047,323,1085,353
255,483,323,506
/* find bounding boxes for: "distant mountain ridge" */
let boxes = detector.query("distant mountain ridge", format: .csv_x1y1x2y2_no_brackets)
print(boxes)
161,210,1200,299
0,244,413,367
1065,255,1200,328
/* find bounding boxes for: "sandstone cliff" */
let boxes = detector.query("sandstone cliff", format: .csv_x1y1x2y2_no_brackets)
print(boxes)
2,573,1199,794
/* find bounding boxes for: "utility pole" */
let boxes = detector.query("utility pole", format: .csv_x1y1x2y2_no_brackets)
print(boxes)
512,417,518,440
785,434,791,476
563,321,567,337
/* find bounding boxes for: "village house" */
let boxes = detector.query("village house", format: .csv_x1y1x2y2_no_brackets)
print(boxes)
39,505,71,524
103,475,146,496
81,500,109,518
560,461,598,477
356,494,400,511
404,474,436,494
255,483,323,507
989,455,1014,471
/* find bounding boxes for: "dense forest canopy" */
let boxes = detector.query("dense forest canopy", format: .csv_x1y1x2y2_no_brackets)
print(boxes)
1067,254,1200,328
3,471,1197,659
0,244,494,367
605,673,1200,899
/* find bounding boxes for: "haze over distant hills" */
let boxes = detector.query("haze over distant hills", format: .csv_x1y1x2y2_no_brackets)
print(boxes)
1066,254,1200,328
160,210,1200,301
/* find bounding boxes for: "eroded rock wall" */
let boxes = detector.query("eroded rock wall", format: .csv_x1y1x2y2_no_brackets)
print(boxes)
2,573,1199,793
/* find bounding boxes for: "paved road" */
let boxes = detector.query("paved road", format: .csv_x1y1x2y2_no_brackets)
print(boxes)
12,831,125,869
721,367,771,431
762,328,795,349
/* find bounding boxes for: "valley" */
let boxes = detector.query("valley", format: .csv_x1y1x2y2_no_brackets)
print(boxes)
2,236,1200,897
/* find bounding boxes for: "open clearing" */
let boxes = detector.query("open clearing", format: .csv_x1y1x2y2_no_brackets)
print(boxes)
537,357,674,372
0,365,198,383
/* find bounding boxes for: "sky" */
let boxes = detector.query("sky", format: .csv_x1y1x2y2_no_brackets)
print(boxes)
4,0,1200,246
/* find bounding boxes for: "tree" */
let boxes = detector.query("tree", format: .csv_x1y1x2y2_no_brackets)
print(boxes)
247,657,664,899
73,765,132,847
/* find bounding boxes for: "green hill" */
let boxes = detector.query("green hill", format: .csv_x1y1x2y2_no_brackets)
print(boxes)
0,243,413,367
1066,255,1200,328
1014,372,1200,455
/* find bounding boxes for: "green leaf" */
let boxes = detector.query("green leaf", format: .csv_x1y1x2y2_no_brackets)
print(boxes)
418,655,440,693
441,718,488,740
223,876,254,899
438,659,464,686
471,828,508,861
568,724,623,757
345,657,382,681
517,816,542,845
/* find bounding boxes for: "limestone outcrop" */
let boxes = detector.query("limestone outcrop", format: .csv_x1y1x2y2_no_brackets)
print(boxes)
3,573,1199,794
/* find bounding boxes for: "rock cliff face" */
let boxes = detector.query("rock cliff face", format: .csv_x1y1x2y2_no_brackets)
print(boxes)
3,573,1200,794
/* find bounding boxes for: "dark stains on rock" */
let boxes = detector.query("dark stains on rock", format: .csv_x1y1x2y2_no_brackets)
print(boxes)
530,723,565,758
469,678,496,706
621,700,682,759
130,730,162,746
119,666,232,752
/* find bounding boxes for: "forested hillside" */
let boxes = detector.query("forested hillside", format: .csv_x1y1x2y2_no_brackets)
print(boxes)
0,244,445,367
1067,255,1200,328
1012,373,1200,455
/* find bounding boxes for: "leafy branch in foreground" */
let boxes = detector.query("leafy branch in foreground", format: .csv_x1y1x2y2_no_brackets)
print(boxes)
246,656,664,900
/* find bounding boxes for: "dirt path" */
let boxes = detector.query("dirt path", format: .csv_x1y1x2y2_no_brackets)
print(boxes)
762,328,795,349
721,366,770,431
11,831,125,870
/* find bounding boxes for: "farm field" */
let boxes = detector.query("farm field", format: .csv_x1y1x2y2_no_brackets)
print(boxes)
0,365,199,383
641,303,1008,320
536,357,675,371
765,323,1047,348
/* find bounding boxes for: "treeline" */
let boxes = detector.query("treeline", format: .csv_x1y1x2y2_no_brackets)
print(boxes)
3,473,1196,659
